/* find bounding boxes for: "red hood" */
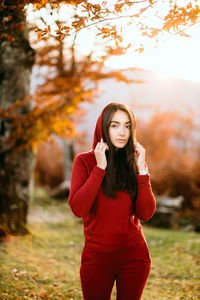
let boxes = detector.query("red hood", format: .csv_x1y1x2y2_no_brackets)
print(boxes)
92,103,136,150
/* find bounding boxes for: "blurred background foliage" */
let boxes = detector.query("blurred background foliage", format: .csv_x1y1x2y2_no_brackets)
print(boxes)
0,0,200,235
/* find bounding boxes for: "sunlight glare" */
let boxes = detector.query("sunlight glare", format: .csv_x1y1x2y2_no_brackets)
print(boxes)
26,2,200,83
105,29,200,83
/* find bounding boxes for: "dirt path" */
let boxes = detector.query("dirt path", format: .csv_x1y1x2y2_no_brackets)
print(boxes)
28,205,69,224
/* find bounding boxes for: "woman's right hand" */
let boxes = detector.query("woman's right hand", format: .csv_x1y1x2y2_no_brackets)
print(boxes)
94,138,109,170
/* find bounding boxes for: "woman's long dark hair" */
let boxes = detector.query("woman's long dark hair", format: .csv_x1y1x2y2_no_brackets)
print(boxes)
102,103,138,205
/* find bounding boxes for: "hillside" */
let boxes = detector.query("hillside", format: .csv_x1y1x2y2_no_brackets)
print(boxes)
75,67,200,151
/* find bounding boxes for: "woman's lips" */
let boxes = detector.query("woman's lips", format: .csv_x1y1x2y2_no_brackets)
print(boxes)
116,139,126,142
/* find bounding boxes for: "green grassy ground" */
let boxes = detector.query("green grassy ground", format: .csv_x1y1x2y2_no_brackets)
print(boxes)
0,189,199,299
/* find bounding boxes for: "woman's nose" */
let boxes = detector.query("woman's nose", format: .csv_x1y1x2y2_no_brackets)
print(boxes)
119,126,125,135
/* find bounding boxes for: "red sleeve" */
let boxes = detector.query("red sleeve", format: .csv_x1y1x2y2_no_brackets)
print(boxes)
134,174,156,221
68,155,106,218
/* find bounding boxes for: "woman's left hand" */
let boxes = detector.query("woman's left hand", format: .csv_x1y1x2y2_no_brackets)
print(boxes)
134,142,147,172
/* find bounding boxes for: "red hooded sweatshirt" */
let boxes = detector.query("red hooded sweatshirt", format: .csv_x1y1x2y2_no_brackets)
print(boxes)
68,104,156,252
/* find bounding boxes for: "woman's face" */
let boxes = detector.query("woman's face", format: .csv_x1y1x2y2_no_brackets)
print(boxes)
108,110,131,149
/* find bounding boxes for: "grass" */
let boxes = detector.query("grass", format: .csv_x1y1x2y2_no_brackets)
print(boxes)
0,188,200,299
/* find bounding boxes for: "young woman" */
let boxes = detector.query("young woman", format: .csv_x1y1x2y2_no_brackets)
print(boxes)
68,102,156,300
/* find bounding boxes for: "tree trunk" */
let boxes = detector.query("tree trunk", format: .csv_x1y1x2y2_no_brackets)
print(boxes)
0,3,35,235
62,138,74,183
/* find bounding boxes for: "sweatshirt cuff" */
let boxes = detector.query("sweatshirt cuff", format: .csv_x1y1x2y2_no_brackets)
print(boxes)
93,166,106,177
136,174,150,182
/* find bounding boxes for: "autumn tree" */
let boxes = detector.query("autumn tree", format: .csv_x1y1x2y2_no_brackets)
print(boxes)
137,110,200,229
0,2,35,235
28,4,136,196
0,0,200,236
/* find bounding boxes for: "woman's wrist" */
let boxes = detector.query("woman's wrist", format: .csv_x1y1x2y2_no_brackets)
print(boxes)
97,164,106,170
137,170,149,175
137,163,149,175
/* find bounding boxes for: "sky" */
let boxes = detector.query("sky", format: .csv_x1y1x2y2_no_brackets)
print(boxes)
27,1,200,84
74,1,200,84
105,24,200,83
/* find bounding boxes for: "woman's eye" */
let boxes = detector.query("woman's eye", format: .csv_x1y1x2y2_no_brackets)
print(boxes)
126,126,131,129
111,124,117,128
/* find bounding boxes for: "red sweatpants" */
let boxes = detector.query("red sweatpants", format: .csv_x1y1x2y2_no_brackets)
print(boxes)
80,238,151,300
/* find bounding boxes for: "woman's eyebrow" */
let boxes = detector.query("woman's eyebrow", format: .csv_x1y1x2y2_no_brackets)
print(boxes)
110,121,131,124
